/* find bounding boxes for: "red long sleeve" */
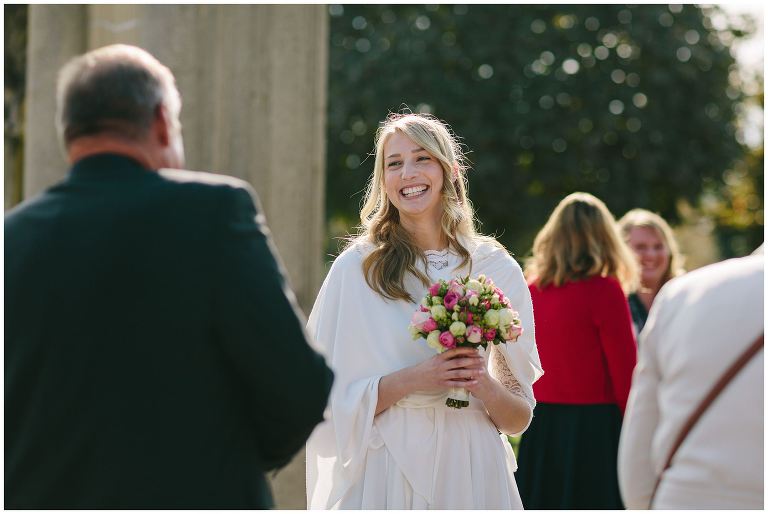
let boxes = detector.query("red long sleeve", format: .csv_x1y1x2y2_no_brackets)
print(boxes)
592,277,638,413
529,275,637,413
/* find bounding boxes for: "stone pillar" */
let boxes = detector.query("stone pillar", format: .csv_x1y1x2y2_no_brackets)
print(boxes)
24,4,327,313
23,5,328,508
88,5,141,48
24,5,87,198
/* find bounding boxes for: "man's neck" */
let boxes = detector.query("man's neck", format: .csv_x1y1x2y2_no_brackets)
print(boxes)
67,136,156,170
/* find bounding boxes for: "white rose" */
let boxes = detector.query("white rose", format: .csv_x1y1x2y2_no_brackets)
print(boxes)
451,312,459,321
498,308,515,328
484,309,500,328
426,330,443,352
431,305,448,320
421,296,430,308
466,279,483,292
432,296,443,306
449,321,467,337
409,324,423,340
491,293,500,304
468,295,479,306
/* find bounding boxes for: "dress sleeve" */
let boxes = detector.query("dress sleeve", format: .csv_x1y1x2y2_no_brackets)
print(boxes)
305,246,383,509
489,345,536,411
476,246,543,436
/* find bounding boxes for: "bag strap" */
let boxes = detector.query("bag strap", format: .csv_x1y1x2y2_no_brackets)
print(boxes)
649,333,763,508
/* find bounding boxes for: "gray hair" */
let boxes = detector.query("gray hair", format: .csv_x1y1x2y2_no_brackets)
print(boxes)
55,44,181,147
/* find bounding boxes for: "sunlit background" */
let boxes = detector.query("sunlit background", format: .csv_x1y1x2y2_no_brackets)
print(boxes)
323,4,763,268
4,4,764,269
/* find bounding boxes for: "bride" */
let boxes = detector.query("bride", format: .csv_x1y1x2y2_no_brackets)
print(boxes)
306,112,543,509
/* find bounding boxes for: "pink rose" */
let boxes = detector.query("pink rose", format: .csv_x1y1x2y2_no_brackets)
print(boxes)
422,317,438,332
428,282,442,296
448,281,465,296
483,328,497,341
439,331,456,349
444,291,459,311
466,312,474,325
420,305,430,312
410,310,431,330
482,300,491,310
466,325,483,344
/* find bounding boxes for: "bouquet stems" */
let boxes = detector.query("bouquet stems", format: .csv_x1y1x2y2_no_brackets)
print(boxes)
446,386,470,409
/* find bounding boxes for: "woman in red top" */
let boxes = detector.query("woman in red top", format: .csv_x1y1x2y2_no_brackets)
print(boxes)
516,192,638,509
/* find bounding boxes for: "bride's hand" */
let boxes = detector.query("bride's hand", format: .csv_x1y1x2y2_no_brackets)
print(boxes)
409,347,486,393
463,350,500,402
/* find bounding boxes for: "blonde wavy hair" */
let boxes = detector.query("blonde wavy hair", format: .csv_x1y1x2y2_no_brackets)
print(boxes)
618,208,685,288
526,192,638,291
350,112,496,302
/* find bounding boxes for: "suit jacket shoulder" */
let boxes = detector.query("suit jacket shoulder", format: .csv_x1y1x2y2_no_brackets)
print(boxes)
158,168,252,191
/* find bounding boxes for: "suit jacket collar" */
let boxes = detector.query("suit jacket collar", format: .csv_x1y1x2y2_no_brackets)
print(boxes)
68,153,156,182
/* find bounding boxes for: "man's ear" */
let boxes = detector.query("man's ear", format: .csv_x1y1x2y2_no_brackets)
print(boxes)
152,103,172,147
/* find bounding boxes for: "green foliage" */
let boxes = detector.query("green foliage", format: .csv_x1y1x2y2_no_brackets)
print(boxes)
706,143,764,257
326,5,752,257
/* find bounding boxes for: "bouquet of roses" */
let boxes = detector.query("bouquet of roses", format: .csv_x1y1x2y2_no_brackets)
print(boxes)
408,274,523,409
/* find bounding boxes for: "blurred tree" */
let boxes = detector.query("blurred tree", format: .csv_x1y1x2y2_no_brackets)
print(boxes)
711,75,763,257
5,4,27,208
326,4,756,259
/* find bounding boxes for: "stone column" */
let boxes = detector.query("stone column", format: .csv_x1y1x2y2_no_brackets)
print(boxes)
24,4,327,312
23,5,328,508
88,5,141,48
24,5,87,198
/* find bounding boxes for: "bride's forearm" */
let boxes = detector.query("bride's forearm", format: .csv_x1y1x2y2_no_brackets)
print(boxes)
375,367,417,416
483,381,532,435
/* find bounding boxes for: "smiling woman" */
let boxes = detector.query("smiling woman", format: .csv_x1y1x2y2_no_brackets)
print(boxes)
618,209,686,335
304,111,543,509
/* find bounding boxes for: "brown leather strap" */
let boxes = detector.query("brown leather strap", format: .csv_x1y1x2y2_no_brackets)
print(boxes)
649,333,763,508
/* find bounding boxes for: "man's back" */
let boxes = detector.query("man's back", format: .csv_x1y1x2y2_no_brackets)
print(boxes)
619,253,763,509
6,154,333,508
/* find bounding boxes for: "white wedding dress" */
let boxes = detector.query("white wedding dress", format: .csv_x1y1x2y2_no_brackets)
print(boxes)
306,238,543,509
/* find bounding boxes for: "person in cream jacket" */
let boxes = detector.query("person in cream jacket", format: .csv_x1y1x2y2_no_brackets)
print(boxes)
618,247,763,509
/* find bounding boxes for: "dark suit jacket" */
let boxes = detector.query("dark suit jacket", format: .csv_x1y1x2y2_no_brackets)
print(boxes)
5,154,334,508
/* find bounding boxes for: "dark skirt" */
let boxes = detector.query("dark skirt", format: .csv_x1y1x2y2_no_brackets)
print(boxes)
516,403,624,510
